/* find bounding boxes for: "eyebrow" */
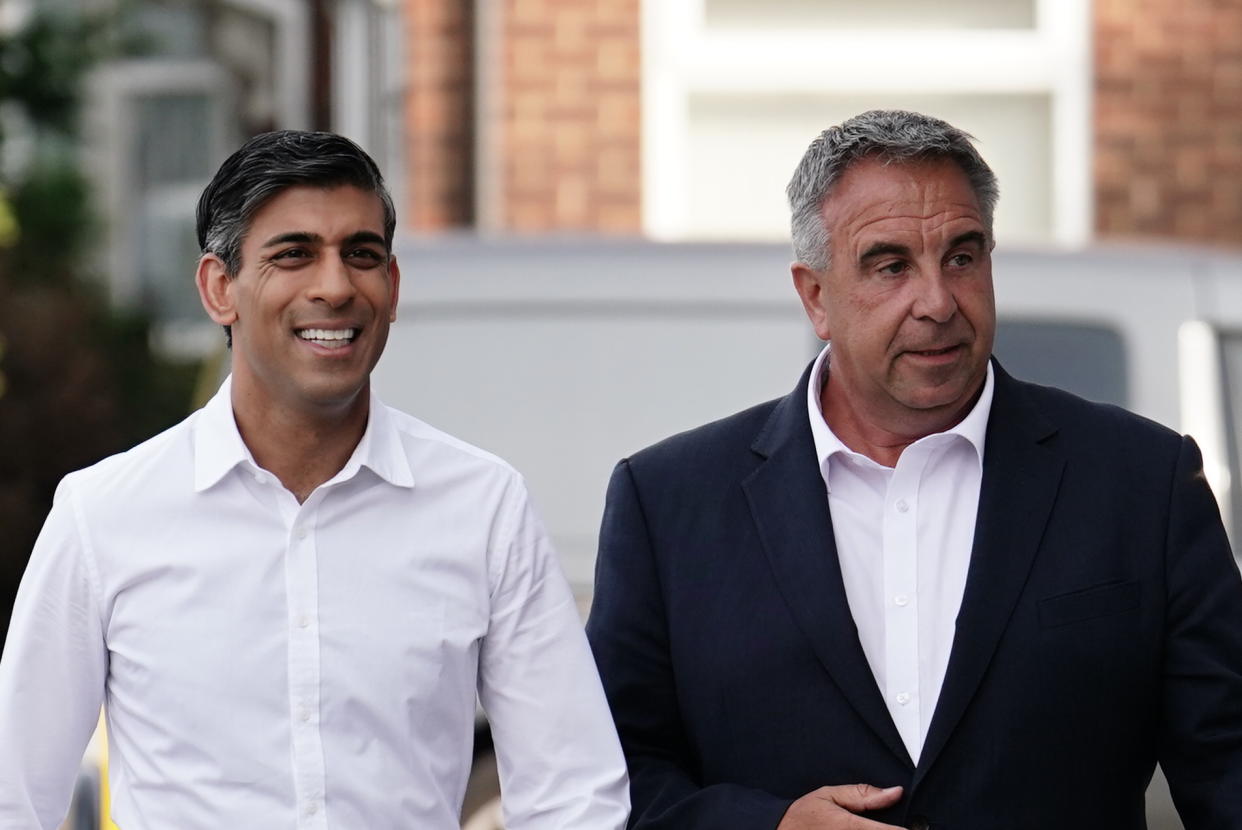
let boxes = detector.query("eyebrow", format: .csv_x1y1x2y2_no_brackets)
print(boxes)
858,242,911,266
261,231,321,249
948,230,988,250
342,231,388,250
857,230,988,266
260,230,388,250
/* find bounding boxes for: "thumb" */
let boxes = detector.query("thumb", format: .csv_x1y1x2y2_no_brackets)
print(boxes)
828,783,904,812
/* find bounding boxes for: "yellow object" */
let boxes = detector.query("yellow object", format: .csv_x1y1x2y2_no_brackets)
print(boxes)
0,189,19,249
98,712,119,830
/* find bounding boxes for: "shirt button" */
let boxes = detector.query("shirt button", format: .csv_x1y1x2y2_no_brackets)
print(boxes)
896,692,911,705
296,527,308,540
305,802,319,816
299,708,311,723
895,499,910,513
297,615,311,629
894,594,910,607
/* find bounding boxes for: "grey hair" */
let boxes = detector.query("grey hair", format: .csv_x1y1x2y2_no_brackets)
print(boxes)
785,110,999,270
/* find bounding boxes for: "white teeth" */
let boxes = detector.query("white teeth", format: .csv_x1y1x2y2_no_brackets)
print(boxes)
298,328,357,342
297,328,358,350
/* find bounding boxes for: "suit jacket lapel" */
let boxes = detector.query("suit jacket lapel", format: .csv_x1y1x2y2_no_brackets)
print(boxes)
742,364,913,768
914,363,1065,782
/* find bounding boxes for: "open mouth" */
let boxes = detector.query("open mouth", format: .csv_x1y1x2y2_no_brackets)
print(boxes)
296,327,359,349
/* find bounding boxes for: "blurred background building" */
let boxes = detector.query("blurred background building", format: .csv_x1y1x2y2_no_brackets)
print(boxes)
1,0,1235,341
0,0,1238,625
2,4,1239,826
0,0,1236,602
1,0,1241,618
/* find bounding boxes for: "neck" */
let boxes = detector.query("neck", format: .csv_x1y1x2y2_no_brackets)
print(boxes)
230,383,370,503
820,374,979,468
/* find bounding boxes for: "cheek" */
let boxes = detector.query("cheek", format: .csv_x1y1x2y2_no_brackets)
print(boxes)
854,294,914,340
957,283,996,333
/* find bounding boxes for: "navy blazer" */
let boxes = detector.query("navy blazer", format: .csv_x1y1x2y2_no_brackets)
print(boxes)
586,361,1242,830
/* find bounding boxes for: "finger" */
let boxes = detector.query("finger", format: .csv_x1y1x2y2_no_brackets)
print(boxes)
825,783,904,813
840,812,907,830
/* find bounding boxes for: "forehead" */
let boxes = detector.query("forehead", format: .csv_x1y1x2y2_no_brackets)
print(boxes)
822,156,982,245
245,184,386,239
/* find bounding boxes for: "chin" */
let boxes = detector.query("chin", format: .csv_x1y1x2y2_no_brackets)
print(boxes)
296,377,370,410
896,383,973,414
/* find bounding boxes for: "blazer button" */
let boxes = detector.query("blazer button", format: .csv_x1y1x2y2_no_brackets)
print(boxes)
908,816,930,830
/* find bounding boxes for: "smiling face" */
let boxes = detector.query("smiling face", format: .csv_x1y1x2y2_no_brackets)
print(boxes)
792,155,995,444
196,184,400,420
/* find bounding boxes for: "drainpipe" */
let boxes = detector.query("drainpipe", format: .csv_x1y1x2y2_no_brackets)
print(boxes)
472,0,504,232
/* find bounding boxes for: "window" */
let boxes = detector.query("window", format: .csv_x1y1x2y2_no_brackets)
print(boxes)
993,319,1128,407
643,0,1092,247
1214,332,1242,546
705,0,1037,31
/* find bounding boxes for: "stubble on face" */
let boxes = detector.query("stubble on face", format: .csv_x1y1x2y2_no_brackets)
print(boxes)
813,156,995,457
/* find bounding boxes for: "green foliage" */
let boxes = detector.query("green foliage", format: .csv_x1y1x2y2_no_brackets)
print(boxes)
5,161,96,288
0,6,198,639
0,6,148,137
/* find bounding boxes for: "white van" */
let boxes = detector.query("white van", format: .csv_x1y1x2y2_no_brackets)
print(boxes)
373,237,1242,830
70,238,1242,829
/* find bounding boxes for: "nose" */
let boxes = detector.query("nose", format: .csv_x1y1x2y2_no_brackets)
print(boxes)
307,257,357,308
911,269,957,323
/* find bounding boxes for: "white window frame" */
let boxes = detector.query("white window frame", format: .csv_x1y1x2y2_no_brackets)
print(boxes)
224,0,312,131
79,0,314,355
331,0,407,217
641,0,1092,245
83,59,235,311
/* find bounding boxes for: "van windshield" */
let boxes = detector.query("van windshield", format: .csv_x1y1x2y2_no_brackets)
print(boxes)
993,319,1129,408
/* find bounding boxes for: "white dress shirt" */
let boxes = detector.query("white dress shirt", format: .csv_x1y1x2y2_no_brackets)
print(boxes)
806,345,994,764
0,378,629,830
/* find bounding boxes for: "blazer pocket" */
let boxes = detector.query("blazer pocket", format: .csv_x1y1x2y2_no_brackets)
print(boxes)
1038,580,1139,629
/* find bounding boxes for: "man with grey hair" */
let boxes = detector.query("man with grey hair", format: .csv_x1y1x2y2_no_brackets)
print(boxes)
588,110,1242,829
0,130,629,829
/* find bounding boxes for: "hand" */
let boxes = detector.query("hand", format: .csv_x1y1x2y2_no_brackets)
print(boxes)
776,784,904,829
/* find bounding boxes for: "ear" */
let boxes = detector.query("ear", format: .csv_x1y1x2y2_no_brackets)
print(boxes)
791,262,832,341
386,255,401,323
196,254,238,326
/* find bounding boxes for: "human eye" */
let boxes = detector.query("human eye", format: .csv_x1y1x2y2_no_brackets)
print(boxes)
946,252,974,269
344,247,386,268
270,247,313,267
876,259,908,277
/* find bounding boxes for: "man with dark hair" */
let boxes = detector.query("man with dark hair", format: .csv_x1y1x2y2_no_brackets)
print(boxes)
0,130,629,829
587,110,1242,829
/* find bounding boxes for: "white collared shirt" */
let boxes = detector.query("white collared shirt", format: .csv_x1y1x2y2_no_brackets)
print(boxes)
806,345,994,764
0,378,629,830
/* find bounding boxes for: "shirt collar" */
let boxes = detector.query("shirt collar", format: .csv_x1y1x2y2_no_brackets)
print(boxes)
806,343,995,485
348,386,415,489
192,376,251,492
192,376,415,493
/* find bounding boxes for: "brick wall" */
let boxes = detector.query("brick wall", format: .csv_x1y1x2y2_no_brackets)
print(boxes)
405,0,475,230
403,0,642,233
500,0,641,232
1095,0,1242,245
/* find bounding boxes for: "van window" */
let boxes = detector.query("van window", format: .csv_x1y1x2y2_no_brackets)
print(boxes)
992,319,1128,408
1215,334,1242,538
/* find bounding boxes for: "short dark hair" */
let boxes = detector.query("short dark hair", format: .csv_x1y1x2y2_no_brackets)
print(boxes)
786,110,999,270
196,130,396,345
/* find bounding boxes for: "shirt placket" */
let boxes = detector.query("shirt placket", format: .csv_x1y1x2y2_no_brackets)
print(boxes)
882,447,925,764
284,494,329,829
